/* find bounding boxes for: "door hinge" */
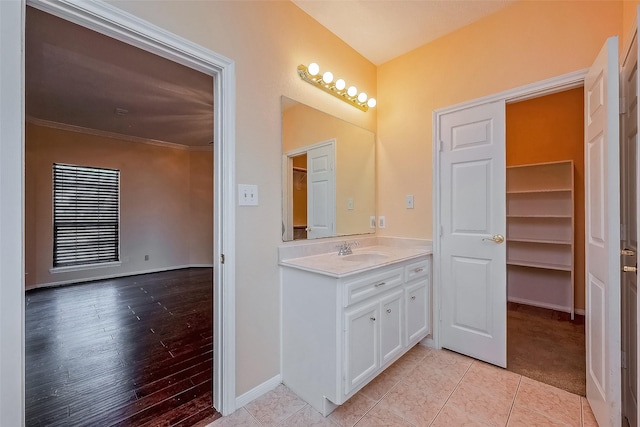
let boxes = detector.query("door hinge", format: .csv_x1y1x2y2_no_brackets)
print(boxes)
220,253,225,264
620,97,627,115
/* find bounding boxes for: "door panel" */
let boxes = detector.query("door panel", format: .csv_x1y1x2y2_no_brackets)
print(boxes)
380,291,403,365
439,100,507,368
307,142,336,239
584,36,622,427
344,301,379,394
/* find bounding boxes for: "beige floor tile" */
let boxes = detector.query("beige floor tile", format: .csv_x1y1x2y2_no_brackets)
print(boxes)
446,381,513,426
354,405,413,427
431,403,494,427
416,349,473,381
507,405,571,426
399,344,432,365
580,397,599,427
209,408,261,427
403,365,459,401
277,405,339,427
377,379,447,426
513,377,581,427
328,393,377,427
244,384,307,427
461,361,521,401
358,370,401,402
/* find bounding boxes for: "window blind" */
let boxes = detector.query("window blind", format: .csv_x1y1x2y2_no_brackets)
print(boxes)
53,163,120,267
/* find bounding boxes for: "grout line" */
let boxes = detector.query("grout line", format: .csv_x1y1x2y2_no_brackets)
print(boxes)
505,373,523,425
427,359,474,426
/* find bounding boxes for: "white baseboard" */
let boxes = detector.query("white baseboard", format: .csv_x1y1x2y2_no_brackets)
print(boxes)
507,296,572,314
27,264,214,290
574,308,585,316
235,374,282,409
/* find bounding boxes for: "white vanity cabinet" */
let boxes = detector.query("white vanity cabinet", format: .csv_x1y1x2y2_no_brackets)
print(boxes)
281,255,431,416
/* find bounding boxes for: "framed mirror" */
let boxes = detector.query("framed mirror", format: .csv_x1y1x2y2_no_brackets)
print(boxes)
282,97,375,241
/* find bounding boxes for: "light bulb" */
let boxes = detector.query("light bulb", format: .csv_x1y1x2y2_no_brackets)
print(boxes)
308,63,319,76
335,79,346,91
358,92,368,103
347,86,358,97
322,71,333,84
367,98,377,108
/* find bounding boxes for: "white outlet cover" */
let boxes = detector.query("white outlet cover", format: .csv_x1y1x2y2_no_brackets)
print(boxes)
378,216,386,229
406,195,414,209
370,216,376,229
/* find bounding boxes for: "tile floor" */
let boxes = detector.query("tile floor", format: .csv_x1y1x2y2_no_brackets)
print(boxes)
208,345,598,427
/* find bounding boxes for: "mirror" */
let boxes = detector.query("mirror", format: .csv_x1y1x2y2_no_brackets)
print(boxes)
282,97,375,241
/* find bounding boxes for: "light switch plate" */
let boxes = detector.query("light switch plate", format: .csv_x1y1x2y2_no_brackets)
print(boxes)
347,197,354,210
238,184,258,206
406,195,414,209
378,216,386,229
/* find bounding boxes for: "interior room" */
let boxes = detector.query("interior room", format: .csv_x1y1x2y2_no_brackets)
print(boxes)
1,1,639,427
23,7,216,425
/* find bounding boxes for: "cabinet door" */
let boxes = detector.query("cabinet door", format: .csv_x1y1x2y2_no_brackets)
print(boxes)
344,301,379,394
380,290,403,366
406,279,429,346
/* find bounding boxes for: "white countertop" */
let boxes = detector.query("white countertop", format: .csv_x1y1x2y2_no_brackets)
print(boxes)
279,245,432,278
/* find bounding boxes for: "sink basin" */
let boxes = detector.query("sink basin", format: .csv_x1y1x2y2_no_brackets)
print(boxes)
342,252,389,263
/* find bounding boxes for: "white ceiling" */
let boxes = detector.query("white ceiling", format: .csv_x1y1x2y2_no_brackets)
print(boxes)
26,7,214,147
292,0,517,65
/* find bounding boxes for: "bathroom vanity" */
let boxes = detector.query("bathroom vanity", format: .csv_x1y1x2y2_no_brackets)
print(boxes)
280,242,431,416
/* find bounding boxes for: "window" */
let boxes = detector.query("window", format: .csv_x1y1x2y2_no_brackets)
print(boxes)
53,163,120,268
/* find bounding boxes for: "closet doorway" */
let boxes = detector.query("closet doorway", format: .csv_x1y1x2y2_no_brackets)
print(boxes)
505,88,586,396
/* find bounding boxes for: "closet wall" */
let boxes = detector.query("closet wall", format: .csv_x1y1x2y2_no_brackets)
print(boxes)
505,87,585,312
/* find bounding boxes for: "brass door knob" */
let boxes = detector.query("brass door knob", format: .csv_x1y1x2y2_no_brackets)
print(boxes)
483,234,505,244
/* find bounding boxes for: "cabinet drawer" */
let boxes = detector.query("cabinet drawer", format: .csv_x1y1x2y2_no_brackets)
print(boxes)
404,259,429,283
344,268,403,307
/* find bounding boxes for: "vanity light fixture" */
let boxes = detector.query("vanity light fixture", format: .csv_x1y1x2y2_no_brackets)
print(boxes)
297,63,376,112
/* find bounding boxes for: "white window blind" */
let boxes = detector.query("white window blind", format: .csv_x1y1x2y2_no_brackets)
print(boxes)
53,163,120,267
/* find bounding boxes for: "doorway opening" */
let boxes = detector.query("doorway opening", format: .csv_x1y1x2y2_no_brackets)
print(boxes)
505,87,586,396
23,4,223,424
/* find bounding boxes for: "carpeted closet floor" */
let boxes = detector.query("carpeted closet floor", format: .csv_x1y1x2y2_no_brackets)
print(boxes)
507,302,586,396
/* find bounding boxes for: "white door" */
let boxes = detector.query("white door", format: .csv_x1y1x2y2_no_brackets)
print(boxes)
584,36,622,427
344,301,379,394
380,290,403,365
307,142,336,239
438,100,507,367
621,24,639,427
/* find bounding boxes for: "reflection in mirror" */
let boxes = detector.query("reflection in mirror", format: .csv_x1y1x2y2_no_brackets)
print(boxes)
282,97,375,241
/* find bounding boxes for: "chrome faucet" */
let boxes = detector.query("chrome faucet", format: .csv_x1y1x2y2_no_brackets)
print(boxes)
337,240,359,256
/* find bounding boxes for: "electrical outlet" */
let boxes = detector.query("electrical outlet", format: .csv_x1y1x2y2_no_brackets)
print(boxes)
370,216,376,229
378,216,386,229
238,184,259,206
347,197,354,210
406,195,414,209
144,255,149,261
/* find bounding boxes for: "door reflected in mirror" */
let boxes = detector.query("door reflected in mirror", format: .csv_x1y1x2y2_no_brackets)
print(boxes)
282,97,375,241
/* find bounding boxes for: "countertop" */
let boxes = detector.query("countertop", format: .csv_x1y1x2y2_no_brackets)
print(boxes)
279,245,432,278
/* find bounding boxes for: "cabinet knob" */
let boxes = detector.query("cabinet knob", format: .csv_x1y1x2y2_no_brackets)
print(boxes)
414,268,424,273
410,296,416,300
386,308,392,314
374,282,386,287
370,317,376,321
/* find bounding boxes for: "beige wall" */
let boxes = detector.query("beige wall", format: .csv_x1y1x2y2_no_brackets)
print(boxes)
25,123,213,289
104,0,377,396
377,0,622,239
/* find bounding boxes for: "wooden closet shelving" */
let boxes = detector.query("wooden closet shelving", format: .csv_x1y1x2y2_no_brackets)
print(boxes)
506,160,575,318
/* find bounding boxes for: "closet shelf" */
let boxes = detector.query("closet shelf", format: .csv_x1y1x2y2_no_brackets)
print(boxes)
507,188,572,194
506,160,574,319
507,238,572,245
507,260,572,271
507,214,572,219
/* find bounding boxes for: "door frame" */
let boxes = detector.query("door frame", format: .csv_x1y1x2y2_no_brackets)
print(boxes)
432,70,586,350
0,0,238,422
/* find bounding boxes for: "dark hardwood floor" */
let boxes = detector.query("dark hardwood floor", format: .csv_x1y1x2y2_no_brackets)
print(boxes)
25,268,220,426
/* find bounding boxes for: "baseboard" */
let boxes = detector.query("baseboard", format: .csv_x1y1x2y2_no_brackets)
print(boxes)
507,296,572,314
574,308,585,316
235,374,282,409
26,264,214,290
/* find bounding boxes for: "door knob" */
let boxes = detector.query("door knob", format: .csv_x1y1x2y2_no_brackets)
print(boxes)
482,234,505,244
623,265,637,273
305,227,312,232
